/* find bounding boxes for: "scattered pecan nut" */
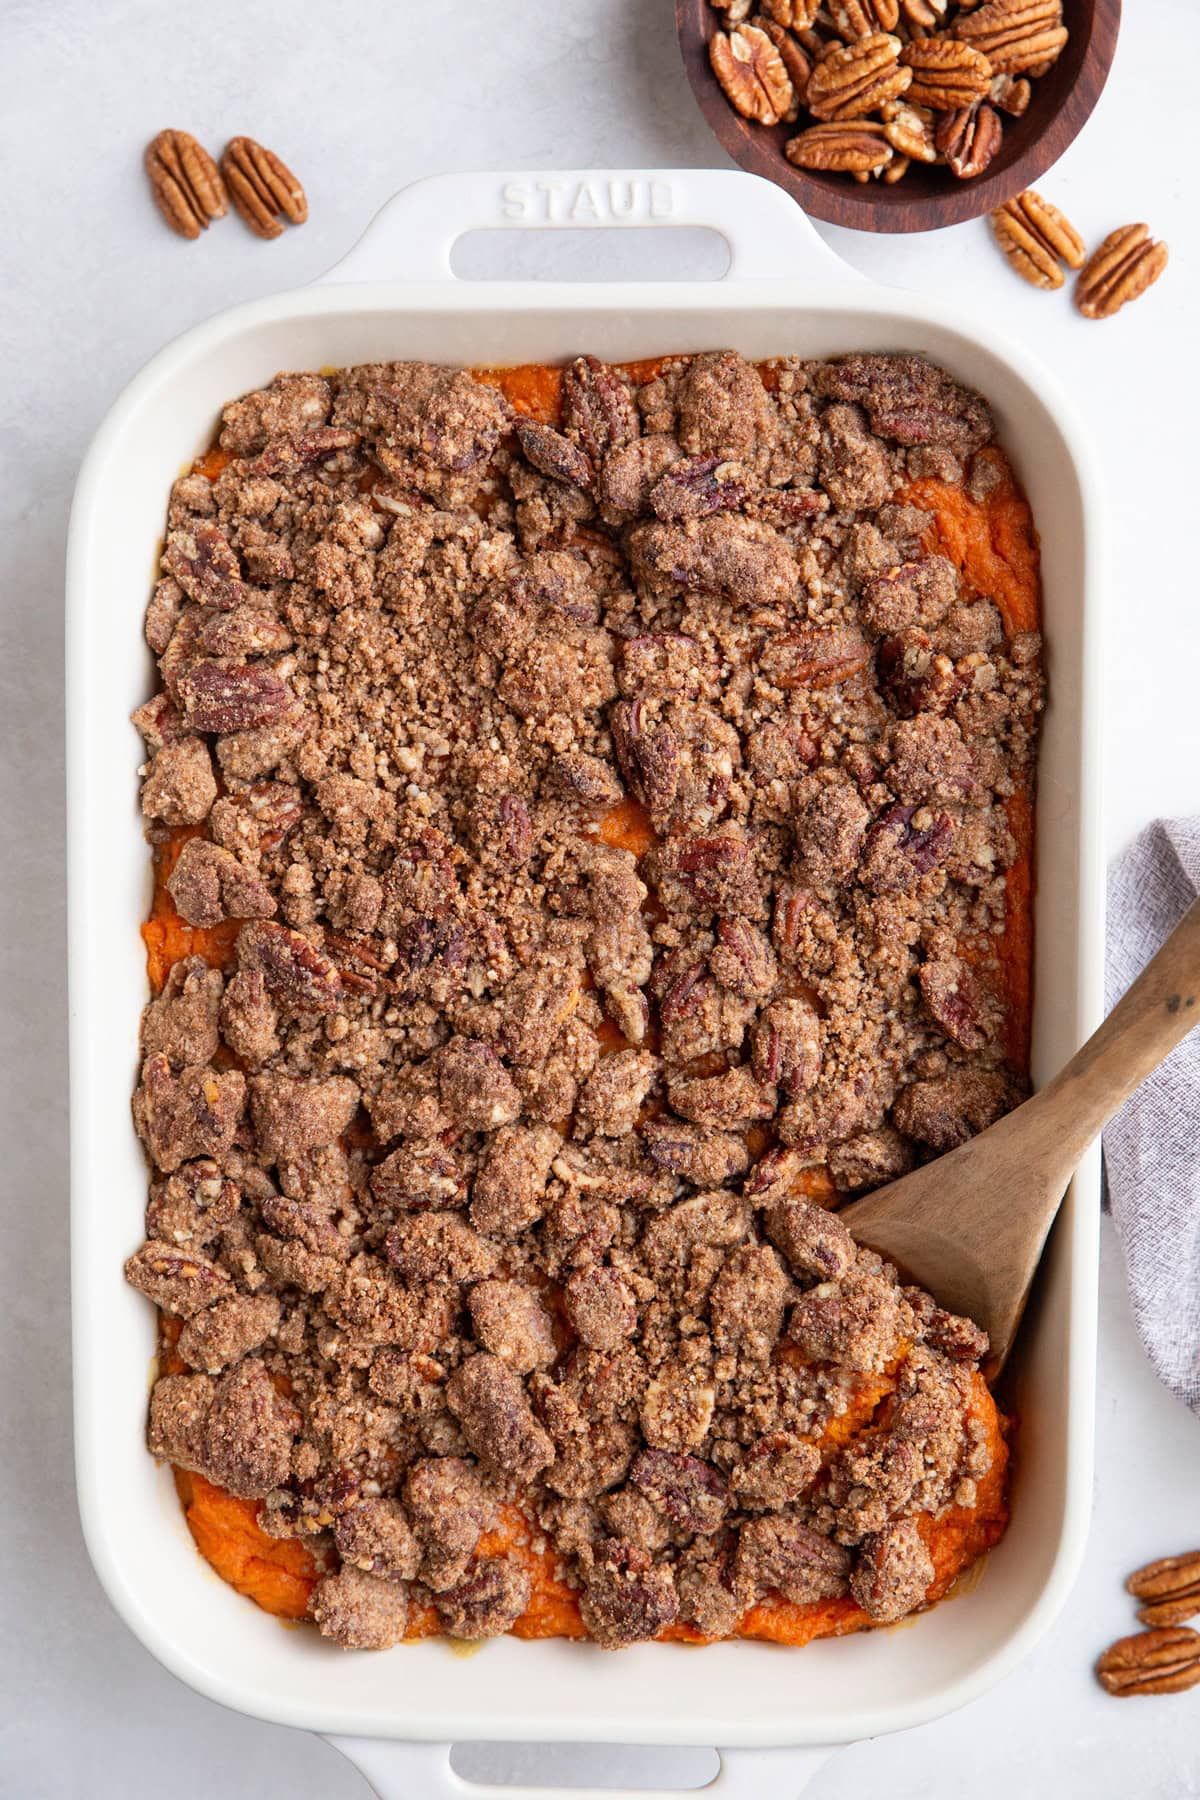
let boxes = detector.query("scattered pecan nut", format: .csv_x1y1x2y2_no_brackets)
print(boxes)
435,1557,531,1640
1127,1551,1200,1630
954,0,1068,77
710,23,797,127
145,130,227,240
220,136,307,240
850,1518,934,1622
899,36,993,110
641,1118,750,1185
735,1514,851,1607
579,1539,680,1648
935,102,1003,180
1075,224,1169,321
252,426,359,477
882,648,967,728
991,188,1086,290
805,32,910,122
1096,1627,1200,1698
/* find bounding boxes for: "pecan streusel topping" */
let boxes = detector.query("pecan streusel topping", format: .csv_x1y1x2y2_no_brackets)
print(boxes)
129,348,1039,1649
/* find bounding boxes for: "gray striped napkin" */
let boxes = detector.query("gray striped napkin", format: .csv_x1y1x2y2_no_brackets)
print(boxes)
1104,818,1200,1418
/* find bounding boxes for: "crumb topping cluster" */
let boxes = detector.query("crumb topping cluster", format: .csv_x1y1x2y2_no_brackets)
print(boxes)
128,347,1039,1649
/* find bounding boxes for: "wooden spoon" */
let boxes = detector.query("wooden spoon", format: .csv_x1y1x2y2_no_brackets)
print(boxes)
839,896,1200,1371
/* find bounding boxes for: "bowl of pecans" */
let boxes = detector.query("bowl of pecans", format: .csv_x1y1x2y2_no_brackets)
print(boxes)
675,0,1120,233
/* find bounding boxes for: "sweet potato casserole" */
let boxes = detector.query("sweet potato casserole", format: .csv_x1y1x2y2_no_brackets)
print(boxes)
126,345,1043,1651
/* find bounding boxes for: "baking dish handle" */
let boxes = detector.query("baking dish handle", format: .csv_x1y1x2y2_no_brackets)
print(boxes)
325,1736,834,1799
317,169,862,285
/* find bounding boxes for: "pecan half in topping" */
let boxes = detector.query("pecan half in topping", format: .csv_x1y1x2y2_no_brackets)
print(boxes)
562,356,640,462
177,661,294,735
650,456,749,523
238,921,343,1013
760,624,871,690
611,700,680,815
751,997,823,1096
859,802,954,894
630,1450,728,1536
163,525,244,611
515,417,595,491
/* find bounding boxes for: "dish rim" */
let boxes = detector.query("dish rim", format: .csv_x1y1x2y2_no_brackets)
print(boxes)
68,252,1105,1749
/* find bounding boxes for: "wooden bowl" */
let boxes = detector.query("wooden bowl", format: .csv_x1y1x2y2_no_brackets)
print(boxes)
675,1,1120,234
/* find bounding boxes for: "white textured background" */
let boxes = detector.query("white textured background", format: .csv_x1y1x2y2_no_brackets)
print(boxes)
2,1,1198,1795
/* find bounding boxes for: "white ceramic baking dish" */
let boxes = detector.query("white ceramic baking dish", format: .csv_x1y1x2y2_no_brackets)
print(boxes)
68,169,1105,1800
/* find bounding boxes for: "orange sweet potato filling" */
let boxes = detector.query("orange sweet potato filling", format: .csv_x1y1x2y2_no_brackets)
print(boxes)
174,1467,319,1619
145,357,1032,1647
166,1356,1007,1642
192,446,235,483
142,829,240,990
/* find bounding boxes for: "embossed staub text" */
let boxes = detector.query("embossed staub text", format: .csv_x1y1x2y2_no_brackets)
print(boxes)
499,178,677,225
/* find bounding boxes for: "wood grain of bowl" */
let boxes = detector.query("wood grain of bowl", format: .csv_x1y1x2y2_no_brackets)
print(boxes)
675,0,1121,234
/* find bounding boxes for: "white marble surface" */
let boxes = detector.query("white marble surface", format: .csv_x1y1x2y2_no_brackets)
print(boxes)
2,0,1198,1793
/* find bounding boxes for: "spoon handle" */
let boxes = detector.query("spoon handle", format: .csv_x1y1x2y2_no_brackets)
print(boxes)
1024,894,1200,1165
